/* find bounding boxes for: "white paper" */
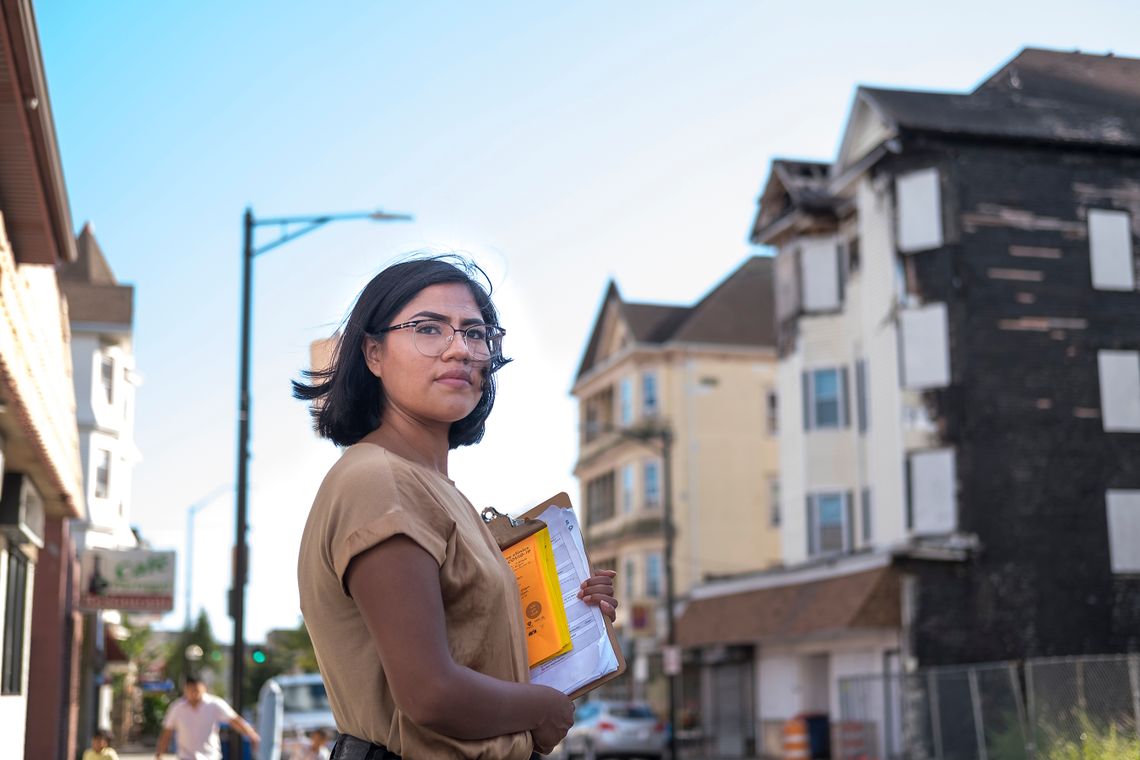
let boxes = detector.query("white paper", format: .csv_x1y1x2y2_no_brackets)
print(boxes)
528,503,621,694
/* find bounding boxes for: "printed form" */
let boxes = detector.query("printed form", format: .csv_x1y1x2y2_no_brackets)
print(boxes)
528,503,621,695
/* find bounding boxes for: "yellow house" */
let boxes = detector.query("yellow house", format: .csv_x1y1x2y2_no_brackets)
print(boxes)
571,255,781,709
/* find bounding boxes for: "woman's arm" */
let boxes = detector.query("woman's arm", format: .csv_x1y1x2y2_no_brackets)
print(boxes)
345,535,573,745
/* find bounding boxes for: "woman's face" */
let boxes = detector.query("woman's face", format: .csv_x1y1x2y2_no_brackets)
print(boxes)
365,282,491,429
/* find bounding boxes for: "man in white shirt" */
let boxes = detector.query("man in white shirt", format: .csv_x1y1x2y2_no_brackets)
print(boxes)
155,676,260,760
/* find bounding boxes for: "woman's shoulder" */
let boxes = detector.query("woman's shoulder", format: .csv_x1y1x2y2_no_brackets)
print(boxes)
320,443,447,503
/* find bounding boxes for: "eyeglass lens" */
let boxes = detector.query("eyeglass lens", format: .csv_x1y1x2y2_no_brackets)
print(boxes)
412,320,501,359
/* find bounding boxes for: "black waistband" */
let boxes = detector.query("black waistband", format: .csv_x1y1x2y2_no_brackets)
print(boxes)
330,733,401,760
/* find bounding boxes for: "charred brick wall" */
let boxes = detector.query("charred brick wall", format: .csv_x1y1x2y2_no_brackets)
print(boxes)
889,138,1140,664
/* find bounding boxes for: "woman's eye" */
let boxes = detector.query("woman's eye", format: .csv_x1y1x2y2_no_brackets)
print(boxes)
415,322,443,335
467,327,488,341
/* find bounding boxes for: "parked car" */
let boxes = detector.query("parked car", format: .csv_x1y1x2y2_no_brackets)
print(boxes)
556,699,666,760
260,672,337,759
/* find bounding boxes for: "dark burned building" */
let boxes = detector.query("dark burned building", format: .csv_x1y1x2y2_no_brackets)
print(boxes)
675,48,1140,756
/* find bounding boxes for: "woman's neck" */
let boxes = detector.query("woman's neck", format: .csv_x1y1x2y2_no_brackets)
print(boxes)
364,412,450,478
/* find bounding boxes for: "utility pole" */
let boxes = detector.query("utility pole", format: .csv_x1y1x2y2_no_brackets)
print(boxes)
230,206,410,758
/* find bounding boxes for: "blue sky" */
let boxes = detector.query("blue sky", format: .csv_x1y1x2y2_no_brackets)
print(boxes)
36,1,1140,641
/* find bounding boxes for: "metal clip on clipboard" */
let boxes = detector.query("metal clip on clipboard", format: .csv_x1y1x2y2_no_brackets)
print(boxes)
480,506,547,551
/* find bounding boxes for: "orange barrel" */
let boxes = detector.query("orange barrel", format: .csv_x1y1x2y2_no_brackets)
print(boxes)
836,720,868,760
783,716,810,760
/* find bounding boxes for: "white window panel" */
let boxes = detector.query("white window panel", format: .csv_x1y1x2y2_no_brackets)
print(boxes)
1098,350,1140,432
1106,490,1140,573
1088,209,1136,291
776,246,801,322
896,168,944,253
801,238,841,312
900,303,950,390
910,448,957,534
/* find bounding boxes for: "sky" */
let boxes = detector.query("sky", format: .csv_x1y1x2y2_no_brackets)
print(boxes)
35,1,1140,642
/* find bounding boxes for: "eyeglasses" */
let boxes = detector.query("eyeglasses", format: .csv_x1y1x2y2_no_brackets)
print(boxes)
374,319,506,360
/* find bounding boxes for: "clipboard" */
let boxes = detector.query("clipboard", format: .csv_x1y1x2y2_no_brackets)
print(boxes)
482,492,627,700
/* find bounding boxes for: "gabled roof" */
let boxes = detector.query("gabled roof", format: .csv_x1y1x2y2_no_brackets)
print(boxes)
574,257,776,381
60,223,115,284
59,223,133,327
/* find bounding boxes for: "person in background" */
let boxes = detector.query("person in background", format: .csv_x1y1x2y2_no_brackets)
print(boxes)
155,675,260,760
294,256,618,759
295,728,332,760
83,729,120,760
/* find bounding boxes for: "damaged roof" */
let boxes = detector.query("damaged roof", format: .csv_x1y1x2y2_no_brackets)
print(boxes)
574,256,776,381
750,47,1140,244
862,47,1140,152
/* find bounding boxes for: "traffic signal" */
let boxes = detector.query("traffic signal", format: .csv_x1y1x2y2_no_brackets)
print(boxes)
251,649,267,664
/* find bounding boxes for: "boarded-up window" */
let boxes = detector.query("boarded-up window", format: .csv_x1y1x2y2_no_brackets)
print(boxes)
900,303,950,390
1098,350,1140,432
896,168,943,253
800,238,841,312
775,246,801,323
1088,209,1136,291
1106,490,1140,573
909,448,957,534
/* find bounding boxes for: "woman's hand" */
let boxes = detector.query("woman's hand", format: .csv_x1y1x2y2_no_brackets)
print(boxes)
577,569,618,622
530,686,574,755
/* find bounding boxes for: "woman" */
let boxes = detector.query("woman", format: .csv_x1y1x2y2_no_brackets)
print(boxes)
294,256,617,759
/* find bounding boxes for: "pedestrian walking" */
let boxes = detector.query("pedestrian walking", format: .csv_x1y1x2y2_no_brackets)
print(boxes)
154,676,260,760
293,255,618,759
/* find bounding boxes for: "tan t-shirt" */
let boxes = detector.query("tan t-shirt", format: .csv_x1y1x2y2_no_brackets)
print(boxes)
297,443,533,759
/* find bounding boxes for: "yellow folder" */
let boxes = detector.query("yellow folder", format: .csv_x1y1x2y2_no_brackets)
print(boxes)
502,527,573,667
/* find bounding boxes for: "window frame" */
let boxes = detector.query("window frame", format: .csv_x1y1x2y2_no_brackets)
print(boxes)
645,552,662,598
641,371,659,418
803,367,849,431
807,491,853,557
2,549,29,695
95,448,112,500
643,460,661,509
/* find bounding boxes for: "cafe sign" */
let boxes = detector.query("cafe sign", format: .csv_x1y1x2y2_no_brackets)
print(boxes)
79,548,176,612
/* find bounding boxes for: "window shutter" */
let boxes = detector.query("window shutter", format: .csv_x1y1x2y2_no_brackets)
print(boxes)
840,366,851,428
802,371,812,430
806,495,817,556
845,491,855,551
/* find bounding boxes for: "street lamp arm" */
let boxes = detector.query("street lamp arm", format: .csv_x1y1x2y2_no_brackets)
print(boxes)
251,210,414,258
251,219,332,258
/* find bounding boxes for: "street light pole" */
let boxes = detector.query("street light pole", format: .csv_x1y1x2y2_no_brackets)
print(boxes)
184,485,230,630
615,423,679,760
230,206,411,752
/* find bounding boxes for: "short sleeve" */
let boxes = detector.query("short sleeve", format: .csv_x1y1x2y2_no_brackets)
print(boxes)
322,450,456,595
215,697,238,721
161,702,178,729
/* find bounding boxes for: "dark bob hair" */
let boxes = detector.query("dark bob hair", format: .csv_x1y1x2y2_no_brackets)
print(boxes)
292,255,511,449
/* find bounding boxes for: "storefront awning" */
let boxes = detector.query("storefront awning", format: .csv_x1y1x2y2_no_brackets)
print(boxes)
677,566,900,648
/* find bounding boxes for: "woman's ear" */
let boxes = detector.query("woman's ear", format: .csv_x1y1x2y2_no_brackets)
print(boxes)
362,335,384,379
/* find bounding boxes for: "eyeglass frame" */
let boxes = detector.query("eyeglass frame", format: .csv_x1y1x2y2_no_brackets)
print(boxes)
371,319,506,359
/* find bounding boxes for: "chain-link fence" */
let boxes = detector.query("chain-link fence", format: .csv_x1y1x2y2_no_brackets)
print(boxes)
837,654,1140,760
